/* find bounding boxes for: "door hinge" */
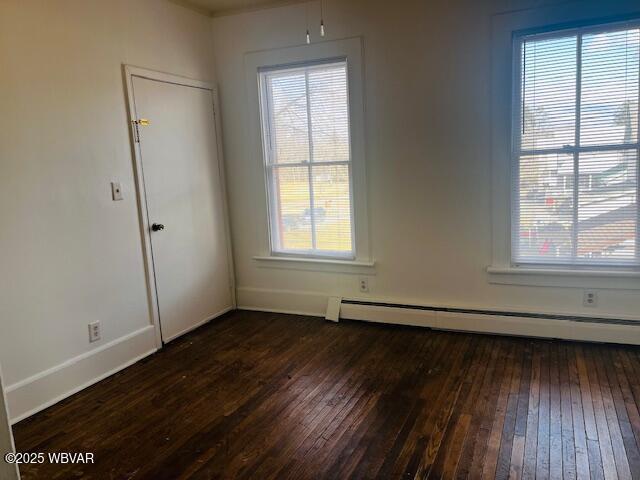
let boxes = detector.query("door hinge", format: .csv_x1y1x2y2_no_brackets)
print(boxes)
132,119,150,143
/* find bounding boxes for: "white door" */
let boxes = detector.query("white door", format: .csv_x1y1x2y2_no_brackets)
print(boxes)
131,75,232,343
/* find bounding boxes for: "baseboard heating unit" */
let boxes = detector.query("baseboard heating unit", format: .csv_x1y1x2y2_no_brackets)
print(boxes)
338,299,640,346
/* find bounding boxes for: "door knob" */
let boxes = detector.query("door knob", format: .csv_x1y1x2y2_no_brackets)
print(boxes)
151,223,165,232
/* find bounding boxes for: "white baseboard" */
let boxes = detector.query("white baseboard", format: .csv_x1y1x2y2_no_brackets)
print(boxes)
162,305,235,344
237,287,327,317
6,325,157,424
237,287,640,345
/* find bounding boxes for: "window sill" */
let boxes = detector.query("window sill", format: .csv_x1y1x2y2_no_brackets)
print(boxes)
487,265,640,289
253,255,376,275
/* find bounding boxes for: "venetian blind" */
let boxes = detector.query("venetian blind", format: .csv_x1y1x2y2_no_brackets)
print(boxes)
515,23,639,266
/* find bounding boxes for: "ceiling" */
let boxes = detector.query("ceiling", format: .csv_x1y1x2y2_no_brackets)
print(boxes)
172,0,309,17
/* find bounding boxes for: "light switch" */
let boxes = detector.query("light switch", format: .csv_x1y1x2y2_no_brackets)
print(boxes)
111,182,123,201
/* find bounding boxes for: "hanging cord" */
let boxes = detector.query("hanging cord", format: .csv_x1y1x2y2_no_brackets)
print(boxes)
320,0,325,37
305,1,311,44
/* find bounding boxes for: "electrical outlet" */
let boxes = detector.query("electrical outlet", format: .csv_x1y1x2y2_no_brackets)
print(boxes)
111,182,123,201
359,277,369,293
88,321,101,343
583,290,597,308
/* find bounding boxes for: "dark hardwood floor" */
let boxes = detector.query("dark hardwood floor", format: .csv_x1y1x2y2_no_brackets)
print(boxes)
12,310,640,479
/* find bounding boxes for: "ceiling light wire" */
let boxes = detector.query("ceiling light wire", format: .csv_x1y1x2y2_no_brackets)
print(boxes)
306,1,311,44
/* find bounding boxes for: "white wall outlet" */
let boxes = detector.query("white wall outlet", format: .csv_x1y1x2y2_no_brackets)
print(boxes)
359,277,369,293
88,321,101,343
111,182,123,201
583,290,597,308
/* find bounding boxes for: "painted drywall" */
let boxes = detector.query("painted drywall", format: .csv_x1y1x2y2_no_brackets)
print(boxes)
0,0,215,420
211,0,640,321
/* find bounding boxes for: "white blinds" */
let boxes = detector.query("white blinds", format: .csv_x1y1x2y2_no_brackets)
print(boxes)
259,61,354,258
515,23,639,266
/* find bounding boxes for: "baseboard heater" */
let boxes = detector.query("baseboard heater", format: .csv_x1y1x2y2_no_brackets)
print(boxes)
337,299,639,345
341,299,638,326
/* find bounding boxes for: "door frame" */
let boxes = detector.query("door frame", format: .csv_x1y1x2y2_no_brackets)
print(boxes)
122,65,236,349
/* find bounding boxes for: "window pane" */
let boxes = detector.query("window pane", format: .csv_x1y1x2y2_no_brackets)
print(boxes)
580,28,640,146
309,64,350,162
517,153,574,262
265,71,310,164
271,166,312,251
312,164,352,252
521,35,577,151
577,150,637,262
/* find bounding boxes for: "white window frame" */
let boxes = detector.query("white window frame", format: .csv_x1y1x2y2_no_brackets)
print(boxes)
244,37,373,271
488,1,640,288
512,20,640,269
258,60,357,260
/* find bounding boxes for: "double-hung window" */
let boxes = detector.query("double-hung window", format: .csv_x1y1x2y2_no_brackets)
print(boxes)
514,21,639,268
259,60,355,259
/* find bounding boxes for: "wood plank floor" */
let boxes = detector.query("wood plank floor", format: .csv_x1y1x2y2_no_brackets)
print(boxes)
13,310,640,479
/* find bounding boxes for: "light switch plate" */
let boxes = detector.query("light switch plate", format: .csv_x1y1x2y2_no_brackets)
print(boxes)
111,182,123,201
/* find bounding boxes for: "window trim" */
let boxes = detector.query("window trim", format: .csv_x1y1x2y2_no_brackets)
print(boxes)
488,1,640,287
244,37,372,270
511,19,640,269
258,59,357,260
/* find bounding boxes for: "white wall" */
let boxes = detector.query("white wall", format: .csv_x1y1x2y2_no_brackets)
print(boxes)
0,0,215,421
212,0,640,321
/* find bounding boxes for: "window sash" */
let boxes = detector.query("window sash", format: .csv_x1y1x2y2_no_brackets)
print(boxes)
259,61,356,259
512,20,640,268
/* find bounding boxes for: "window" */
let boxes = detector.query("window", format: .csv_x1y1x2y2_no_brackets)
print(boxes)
514,21,639,267
259,60,355,259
